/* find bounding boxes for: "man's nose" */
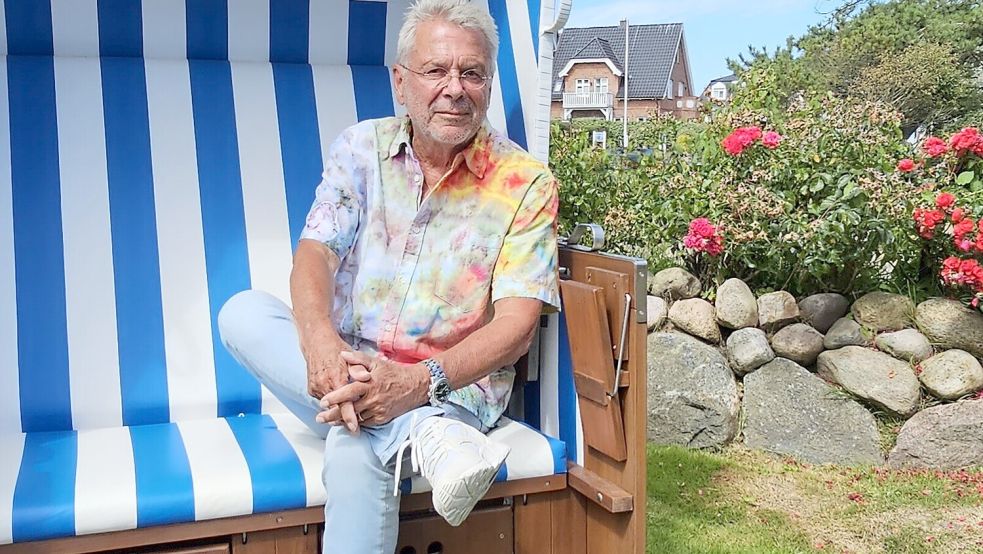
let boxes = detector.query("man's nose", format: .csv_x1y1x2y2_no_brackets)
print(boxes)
441,74,466,99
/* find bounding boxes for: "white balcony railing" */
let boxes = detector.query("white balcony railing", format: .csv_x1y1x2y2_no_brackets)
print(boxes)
562,91,613,109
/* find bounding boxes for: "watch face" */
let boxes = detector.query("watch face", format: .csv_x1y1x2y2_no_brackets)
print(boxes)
434,379,452,401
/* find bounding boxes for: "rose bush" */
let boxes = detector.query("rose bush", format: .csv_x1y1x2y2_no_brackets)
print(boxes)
551,92,933,297
907,127,983,307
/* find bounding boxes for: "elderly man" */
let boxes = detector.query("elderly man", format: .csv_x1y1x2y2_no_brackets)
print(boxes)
218,0,558,551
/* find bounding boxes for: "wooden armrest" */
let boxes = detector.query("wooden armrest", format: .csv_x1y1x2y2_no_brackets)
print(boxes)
567,463,633,513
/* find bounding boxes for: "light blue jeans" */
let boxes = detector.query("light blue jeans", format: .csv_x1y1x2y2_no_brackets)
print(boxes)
217,290,481,554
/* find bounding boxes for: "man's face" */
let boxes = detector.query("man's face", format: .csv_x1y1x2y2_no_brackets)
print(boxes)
393,19,492,149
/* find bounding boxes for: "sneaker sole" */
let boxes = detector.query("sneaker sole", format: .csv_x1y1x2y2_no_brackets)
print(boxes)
432,443,510,527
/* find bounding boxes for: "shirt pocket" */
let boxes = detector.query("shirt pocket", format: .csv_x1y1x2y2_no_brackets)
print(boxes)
432,234,504,313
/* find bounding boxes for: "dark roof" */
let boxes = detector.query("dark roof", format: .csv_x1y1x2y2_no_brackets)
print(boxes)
709,74,738,84
552,23,684,100
569,38,622,72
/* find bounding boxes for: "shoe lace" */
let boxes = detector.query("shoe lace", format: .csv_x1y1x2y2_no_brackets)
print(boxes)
392,414,451,496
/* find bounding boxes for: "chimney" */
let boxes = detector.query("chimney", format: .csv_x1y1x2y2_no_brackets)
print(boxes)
619,19,627,30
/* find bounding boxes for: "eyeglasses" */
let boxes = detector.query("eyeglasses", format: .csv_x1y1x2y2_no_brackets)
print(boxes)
398,64,492,90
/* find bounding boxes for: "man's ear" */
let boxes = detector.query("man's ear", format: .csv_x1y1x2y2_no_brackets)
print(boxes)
392,65,406,106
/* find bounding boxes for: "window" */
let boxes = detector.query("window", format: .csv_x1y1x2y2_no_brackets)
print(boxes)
678,81,685,97
712,84,726,100
595,77,609,93
667,79,673,99
553,79,562,93
575,79,590,94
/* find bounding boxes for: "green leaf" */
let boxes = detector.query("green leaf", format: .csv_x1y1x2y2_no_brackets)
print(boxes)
956,171,974,185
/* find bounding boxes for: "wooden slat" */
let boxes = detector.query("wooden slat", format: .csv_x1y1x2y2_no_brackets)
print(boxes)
551,489,587,554
397,506,513,554
585,266,631,362
513,491,553,553
0,508,325,554
567,463,633,513
559,280,628,462
232,525,317,554
160,545,231,554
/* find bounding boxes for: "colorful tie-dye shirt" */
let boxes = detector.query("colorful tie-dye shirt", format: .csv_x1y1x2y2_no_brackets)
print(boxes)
299,116,560,429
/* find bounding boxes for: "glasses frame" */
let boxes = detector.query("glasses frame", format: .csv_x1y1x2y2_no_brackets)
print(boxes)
397,63,492,91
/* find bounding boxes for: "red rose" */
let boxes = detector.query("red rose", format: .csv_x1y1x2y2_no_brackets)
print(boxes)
721,126,763,156
949,127,983,155
762,131,782,149
897,158,916,173
954,217,976,239
922,136,948,158
952,208,965,223
936,192,956,210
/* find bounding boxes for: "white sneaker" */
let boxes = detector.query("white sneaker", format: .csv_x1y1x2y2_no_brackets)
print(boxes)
394,416,510,526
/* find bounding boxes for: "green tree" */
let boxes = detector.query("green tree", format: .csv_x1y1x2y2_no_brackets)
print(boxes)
731,0,983,133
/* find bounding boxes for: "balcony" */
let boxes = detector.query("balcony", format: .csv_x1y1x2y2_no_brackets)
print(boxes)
562,91,614,109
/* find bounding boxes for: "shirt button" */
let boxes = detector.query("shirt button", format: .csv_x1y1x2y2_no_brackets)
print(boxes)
414,174,422,183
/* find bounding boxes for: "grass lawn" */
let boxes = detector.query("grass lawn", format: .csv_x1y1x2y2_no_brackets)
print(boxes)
646,444,983,553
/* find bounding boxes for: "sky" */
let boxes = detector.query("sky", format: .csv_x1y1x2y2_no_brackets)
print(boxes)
564,0,839,92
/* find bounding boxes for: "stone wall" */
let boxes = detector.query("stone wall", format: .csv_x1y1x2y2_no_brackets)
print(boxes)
645,267,983,469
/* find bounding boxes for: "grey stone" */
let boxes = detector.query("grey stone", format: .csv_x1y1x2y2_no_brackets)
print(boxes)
726,327,775,375
851,291,914,332
757,291,799,330
888,400,983,469
649,267,701,301
824,317,870,349
874,329,933,363
646,332,740,448
715,278,758,329
771,323,826,367
918,349,983,400
668,298,721,343
816,346,921,416
799,293,850,334
916,298,983,358
647,295,668,332
743,358,882,465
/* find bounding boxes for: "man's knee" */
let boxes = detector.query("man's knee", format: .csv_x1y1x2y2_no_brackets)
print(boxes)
217,289,283,352
322,430,390,495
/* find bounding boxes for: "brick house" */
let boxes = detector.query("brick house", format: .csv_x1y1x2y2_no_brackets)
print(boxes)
550,21,698,121
702,74,738,102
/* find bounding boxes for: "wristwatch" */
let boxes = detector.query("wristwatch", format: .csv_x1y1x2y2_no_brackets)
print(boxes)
422,358,452,407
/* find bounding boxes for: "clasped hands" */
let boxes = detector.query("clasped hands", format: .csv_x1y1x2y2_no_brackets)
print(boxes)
310,349,427,434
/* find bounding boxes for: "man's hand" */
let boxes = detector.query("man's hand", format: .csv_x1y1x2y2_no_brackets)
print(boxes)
301,331,366,433
316,351,430,427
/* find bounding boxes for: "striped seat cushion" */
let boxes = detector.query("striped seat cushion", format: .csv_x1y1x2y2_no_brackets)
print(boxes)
0,414,565,544
0,0,581,545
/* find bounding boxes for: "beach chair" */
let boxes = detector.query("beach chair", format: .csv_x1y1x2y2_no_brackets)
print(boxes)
0,1,646,552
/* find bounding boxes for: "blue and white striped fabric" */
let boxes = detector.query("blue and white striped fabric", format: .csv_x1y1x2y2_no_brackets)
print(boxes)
0,0,579,544
0,414,564,543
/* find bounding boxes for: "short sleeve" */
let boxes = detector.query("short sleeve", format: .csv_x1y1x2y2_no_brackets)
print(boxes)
491,172,561,309
298,128,363,259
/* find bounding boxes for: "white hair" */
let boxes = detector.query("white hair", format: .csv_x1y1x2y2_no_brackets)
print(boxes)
397,0,499,75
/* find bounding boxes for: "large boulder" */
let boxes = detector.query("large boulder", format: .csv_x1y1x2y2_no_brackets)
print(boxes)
874,329,933,363
647,332,740,448
888,400,983,469
823,317,870,350
743,358,882,465
757,291,799,330
918,349,983,400
916,298,983,358
649,268,701,301
816,346,921,416
851,291,913,332
770,323,825,367
647,295,668,331
726,327,775,376
668,298,721,343
715,278,758,329
798,293,850,334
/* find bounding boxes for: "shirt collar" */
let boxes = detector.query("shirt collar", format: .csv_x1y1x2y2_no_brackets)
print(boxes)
386,115,490,180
